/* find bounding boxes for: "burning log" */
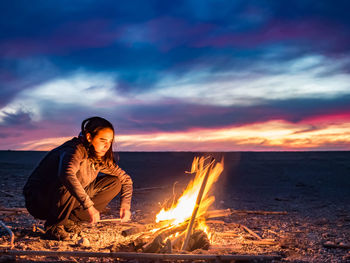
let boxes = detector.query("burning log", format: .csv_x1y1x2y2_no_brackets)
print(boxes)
142,221,189,253
187,230,210,251
182,157,215,251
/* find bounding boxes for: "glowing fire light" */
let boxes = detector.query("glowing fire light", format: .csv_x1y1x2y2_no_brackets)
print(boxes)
155,156,224,232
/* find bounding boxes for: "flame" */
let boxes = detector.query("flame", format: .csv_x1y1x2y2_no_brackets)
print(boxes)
155,156,224,232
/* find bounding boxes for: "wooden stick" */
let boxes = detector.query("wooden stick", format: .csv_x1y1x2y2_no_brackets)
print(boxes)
0,207,28,215
134,186,168,193
0,207,27,212
232,209,287,215
206,220,226,224
0,249,282,261
0,220,14,249
240,224,262,240
323,242,350,249
243,239,276,246
204,209,232,218
215,232,239,237
181,158,213,251
98,218,121,222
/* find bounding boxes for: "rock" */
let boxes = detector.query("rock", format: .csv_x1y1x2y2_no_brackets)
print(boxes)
78,237,90,247
324,241,334,246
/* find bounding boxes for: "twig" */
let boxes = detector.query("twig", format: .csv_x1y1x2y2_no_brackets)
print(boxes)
32,224,45,234
323,242,350,249
0,207,28,216
232,209,287,215
206,220,226,224
98,218,121,222
0,220,14,249
133,186,168,193
204,209,232,218
240,224,262,240
243,239,276,246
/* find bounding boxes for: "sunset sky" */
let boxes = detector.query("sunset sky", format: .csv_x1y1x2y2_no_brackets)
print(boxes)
1,0,350,151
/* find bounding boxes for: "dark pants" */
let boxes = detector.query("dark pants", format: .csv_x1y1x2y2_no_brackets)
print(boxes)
24,175,121,227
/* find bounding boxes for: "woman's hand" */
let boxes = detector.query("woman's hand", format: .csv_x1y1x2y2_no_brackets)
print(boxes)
120,208,131,222
87,206,100,224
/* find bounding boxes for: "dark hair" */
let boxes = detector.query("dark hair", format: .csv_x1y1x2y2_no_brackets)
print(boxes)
81,116,116,165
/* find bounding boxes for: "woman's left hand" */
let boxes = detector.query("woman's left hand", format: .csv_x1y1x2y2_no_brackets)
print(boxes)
120,208,131,222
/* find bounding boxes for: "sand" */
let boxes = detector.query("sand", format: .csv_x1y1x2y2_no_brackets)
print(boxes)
0,151,350,262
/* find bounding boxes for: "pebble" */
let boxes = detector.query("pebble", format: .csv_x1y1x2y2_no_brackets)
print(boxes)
78,237,90,247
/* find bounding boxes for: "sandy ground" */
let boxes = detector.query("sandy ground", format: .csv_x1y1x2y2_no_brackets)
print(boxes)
0,151,350,262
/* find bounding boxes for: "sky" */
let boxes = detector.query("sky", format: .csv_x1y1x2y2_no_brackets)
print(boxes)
1,0,350,151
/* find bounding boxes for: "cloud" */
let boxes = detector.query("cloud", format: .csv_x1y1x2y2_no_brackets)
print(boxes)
1,1,350,151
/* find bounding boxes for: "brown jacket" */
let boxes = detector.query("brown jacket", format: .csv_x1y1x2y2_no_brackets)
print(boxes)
23,137,133,210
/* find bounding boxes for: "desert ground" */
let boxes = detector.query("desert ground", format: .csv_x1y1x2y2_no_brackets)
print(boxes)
0,151,350,262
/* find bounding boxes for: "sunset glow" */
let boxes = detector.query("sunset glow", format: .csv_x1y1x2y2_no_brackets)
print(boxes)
13,120,350,152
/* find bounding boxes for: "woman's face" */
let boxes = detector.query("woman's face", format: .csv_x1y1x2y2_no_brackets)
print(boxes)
87,128,114,157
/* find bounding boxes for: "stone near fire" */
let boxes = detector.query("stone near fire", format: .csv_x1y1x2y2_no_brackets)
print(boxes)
78,237,90,247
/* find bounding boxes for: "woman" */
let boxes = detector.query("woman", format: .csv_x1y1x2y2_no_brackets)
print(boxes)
23,117,133,240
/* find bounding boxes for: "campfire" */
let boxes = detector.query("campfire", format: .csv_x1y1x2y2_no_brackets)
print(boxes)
124,156,224,253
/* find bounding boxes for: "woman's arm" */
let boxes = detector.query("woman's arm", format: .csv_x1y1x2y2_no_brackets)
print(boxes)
100,163,133,215
57,146,94,210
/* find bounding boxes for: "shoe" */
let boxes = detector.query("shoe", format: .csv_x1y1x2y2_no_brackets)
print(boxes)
44,225,69,241
64,219,81,233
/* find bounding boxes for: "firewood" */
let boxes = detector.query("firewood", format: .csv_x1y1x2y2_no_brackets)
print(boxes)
159,239,172,253
171,231,186,250
187,230,210,251
142,222,189,252
142,235,164,253
121,225,147,237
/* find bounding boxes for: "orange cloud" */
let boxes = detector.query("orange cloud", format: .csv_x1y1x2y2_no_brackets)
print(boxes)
18,120,350,151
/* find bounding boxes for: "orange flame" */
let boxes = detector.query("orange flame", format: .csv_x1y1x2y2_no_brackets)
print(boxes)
155,156,224,231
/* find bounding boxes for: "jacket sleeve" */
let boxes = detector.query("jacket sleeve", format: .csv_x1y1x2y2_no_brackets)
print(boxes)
100,163,133,210
58,147,94,210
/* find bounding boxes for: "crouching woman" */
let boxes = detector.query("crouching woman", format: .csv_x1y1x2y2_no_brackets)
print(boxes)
23,117,133,240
